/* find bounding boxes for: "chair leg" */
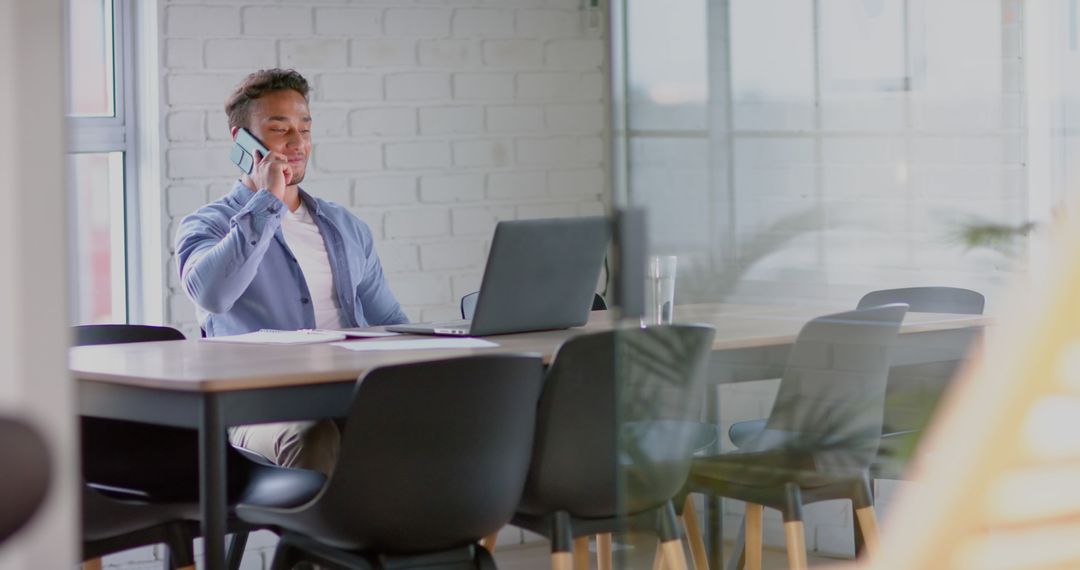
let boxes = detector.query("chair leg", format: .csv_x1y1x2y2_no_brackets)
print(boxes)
270,542,301,570
596,533,613,570
659,539,690,570
745,503,763,570
553,552,574,570
83,560,103,570
164,523,196,570
573,536,590,570
652,541,666,570
227,532,249,570
854,506,882,558
476,545,498,570
480,532,498,553
782,521,808,570
852,502,866,556
551,512,574,570
681,496,709,570
647,499,688,570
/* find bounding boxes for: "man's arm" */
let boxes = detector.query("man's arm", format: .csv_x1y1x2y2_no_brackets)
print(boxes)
176,190,284,314
353,225,409,326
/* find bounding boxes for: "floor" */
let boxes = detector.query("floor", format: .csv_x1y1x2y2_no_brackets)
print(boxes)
492,534,847,569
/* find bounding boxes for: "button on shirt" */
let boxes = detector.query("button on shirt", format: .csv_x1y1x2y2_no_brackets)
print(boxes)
175,182,408,336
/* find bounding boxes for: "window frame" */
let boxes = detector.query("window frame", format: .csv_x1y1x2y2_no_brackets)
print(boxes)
65,0,160,324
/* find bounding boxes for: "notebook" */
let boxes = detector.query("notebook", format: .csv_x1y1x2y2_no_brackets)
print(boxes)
387,216,610,337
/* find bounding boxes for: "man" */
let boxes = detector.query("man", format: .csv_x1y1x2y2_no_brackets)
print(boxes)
175,69,408,475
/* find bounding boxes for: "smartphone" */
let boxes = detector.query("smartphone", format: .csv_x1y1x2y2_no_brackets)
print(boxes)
229,128,270,175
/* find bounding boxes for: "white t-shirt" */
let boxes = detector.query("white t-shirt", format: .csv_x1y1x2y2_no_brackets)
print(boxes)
280,202,342,329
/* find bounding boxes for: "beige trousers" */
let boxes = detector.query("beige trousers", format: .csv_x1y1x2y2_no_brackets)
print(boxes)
229,420,340,476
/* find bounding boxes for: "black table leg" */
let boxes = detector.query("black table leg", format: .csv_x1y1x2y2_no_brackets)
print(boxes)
199,394,227,570
704,384,725,569
705,496,724,569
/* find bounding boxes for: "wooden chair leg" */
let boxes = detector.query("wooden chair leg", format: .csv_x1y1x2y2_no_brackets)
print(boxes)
652,540,666,570
596,532,613,570
681,495,710,570
83,560,103,570
553,551,574,570
659,538,690,570
573,536,590,570
782,521,808,570
481,532,499,553
854,506,882,558
745,503,764,570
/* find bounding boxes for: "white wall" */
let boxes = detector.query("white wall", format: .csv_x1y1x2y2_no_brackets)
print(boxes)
159,0,609,338
0,0,79,568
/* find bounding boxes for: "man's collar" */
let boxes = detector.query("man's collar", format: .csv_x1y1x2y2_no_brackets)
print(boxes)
297,188,321,216
227,180,319,215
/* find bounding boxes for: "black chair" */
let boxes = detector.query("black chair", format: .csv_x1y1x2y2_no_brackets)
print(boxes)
511,325,716,570
0,416,50,546
236,354,546,570
856,286,984,315
727,287,985,481
460,291,608,319
855,287,985,482
682,305,907,570
75,324,325,570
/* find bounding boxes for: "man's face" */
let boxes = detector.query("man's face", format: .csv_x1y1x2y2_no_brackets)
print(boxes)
246,89,312,186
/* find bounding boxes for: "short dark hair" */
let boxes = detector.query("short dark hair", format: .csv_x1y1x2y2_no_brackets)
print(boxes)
224,68,310,129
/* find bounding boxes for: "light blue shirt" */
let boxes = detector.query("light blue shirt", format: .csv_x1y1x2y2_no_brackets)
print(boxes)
175,181,408,336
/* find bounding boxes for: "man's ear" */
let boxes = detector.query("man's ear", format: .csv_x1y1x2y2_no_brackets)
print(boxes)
230,126,239,141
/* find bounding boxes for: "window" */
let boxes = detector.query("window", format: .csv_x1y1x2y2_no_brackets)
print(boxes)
65,0,136,324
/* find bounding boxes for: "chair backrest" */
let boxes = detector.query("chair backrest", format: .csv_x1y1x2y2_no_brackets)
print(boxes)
72,324,186,346
857,286,984,315
460,291,607,319
759,304,908,474
73,324,264,502
517,325,716,519
301,354,545,552
0,417,50,545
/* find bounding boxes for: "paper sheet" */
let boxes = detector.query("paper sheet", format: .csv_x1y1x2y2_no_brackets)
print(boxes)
338,330,400,338
203,329,346,345
331,338,499,351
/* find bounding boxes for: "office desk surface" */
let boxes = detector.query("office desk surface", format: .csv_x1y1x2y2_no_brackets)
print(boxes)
70,304,991,392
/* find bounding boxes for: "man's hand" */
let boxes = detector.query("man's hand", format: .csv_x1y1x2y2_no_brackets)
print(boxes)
250,149,292,203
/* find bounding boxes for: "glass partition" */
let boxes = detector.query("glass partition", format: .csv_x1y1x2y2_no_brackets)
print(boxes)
607,0,1064,567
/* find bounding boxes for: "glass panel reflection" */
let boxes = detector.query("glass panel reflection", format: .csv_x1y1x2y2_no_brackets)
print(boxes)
67,0,115,117
70,152,125,324
613,0,1019,565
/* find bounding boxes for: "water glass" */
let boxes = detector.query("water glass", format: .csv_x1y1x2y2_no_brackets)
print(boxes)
642,255,677,326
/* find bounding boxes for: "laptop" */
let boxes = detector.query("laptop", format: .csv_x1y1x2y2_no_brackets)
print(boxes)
387,217,610,336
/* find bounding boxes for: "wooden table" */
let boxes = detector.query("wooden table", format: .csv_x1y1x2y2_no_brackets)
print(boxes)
70,304,989,570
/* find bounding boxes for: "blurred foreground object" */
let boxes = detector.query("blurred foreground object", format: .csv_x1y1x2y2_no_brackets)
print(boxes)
0,416,51,545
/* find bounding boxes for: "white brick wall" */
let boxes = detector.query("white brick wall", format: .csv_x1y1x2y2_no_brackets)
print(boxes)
160,0,607,353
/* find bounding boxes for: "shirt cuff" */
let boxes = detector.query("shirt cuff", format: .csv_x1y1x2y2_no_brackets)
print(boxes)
242,189,285,218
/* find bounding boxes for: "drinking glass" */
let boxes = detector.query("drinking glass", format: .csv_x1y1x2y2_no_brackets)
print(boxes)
642,255,677,326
